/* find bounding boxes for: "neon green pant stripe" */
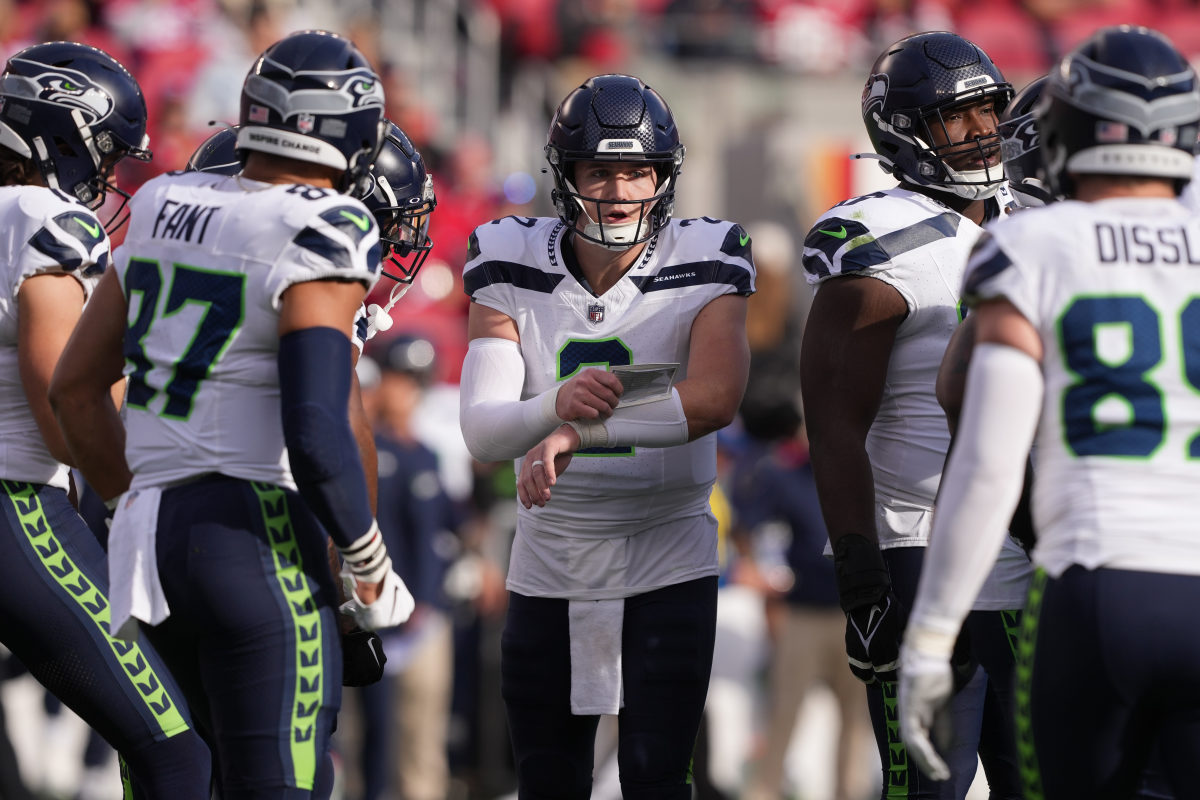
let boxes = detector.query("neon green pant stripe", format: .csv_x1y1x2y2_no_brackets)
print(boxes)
1001,609,1022,661
1,480,189,737
251,482,323,791
881,679,910,798
1015,569,1047,800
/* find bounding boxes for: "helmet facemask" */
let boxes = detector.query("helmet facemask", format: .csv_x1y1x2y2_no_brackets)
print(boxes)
375,172,436,285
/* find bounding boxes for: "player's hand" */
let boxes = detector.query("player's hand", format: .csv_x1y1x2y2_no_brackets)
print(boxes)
555,367,622,422
899,637,955,781
833,534,902,683
517,424,578,509
341,627,387,687
844,590,903,683
341,569,415,631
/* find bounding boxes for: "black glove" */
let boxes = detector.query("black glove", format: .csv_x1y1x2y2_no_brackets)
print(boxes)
342,627,386,687
834,534,903,684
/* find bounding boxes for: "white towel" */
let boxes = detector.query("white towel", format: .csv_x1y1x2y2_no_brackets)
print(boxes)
107,486,168,641
568,598,624,715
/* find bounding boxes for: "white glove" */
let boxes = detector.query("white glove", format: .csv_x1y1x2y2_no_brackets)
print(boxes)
898,631,955,782
339,568,416,631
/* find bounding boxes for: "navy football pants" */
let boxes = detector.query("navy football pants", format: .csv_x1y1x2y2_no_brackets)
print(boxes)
501,576,718,800
143,475,342,799
869,547,1023,800
1019,566,1200,800
0,480,209,798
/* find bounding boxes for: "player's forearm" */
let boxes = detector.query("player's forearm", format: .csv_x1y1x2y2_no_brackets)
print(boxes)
807,433,881,547
459,337,560,462
52,388,131,502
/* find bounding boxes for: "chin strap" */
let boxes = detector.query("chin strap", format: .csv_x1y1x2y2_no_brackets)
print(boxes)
365,279,412,338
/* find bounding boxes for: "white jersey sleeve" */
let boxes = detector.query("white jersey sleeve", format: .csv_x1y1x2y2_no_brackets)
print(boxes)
964,197,1200,578
0,186,109,488
116,172,381,490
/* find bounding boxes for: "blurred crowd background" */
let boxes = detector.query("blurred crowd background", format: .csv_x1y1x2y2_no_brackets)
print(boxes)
1,1,1197,799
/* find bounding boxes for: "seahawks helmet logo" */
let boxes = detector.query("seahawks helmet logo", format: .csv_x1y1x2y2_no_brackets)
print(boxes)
15,62,113,122
862,74,888,118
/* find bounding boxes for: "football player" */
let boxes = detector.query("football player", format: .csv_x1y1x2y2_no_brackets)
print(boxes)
798,31,1032,799
900,24,1200,798
458,73,754,798
0,41,211,797
48,30,414,796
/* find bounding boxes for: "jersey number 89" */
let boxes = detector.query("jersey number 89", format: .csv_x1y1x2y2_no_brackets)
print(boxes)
1060,295,1200,458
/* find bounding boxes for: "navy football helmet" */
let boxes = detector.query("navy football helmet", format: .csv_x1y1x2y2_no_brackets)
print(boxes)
0,41,150,228
1037,25,1200,198
860,32,1013,200
361,122,435,285
238,30,386,195
186,125,240,175
998,76,1048,189
545,73,685,250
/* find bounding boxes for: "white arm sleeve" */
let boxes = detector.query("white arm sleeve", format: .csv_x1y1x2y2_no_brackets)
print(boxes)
906,343,1043,654
459,337,561,463
568,388,689,449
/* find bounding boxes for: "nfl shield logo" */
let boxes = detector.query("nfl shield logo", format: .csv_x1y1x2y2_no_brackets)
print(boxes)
297,113,316,134
587,303,605,324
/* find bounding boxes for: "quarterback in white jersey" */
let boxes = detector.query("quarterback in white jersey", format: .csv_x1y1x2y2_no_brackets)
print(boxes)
800,32,1030,800
900,26,1200,798
460,74,752,799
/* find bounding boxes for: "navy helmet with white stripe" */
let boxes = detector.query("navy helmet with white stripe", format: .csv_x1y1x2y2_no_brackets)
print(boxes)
545,73,685,250
0,41,151,228
238,30,386,196
1036,25,1200,198
860,32,1013,201
361,122,436,285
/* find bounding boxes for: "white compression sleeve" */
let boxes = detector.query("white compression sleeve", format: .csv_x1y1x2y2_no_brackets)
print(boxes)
907,343,1043,652
568,388,689,449
459,337,561,463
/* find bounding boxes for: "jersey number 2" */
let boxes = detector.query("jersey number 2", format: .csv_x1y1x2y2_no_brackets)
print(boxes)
558,338,633,456
125,258,245,419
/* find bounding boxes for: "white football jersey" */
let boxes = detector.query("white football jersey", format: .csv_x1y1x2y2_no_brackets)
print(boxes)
115,171,381,490
0,186,107,489
465,215,755,597
803,186,1030,608
966,196,1200,578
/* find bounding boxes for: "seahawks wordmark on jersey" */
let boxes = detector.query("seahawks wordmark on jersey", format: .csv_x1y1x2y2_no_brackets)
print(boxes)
0,186,108,489
115,170,381,491
466,216,754,597
966,197,1200,578
803,185,1030,608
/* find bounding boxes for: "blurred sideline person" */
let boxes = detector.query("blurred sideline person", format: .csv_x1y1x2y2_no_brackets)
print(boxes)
354,333,463,800
900,25,1200,799
0,41,210,799
799,31,1032,799
734,396,873,800
459,73,754,798
48,30,415,797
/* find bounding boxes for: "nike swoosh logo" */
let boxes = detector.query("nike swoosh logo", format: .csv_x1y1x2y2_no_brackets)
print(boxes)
818,226,848,239
340,209,371,231
75,217,100,237
738,232,750,247
867,604,882,632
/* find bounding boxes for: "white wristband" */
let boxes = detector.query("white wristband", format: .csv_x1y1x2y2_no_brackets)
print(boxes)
338,520,392,584
567,389,688,449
